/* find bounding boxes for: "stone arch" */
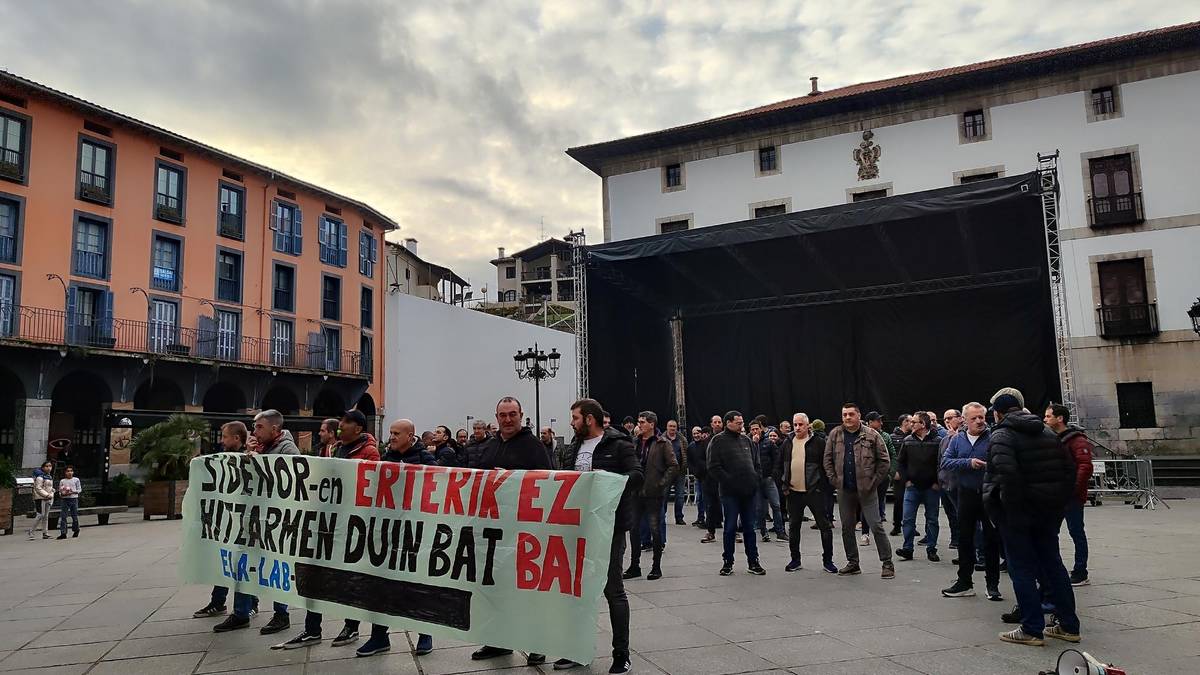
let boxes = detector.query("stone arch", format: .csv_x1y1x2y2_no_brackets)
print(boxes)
133,377,185,411
313,388,347,418
353,392,377,417
261,385,301,416
50,370,113,478
202,380,247,414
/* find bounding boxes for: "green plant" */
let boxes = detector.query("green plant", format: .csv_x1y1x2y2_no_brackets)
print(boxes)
131,414,209,481
0,455,15,489
110,473,142,497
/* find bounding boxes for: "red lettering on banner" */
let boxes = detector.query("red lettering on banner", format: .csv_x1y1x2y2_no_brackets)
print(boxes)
374,462,400,509
477,470,512,519
537,534,572,595
443,469,470,515
518,470,551,522
547,472,581,525
354,462,374,507
573,538,585,597
420,466,440,514
402,463,419,510
516,532,540,590
467,471,484,517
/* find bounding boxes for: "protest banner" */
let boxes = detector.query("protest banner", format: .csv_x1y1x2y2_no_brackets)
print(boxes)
179,454,627,663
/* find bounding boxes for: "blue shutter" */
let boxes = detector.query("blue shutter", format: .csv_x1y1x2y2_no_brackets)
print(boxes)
307,331,326,369
65,286,78,344
271,204,287,252
101,290,115,340
292,206,303,254
358,232,367,274
318,218,329,263
338,223,348,267
370,235,377,263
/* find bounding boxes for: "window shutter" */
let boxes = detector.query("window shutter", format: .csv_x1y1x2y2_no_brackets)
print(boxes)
338,223,348,267
318,218,329,263
196,315,217,358
370,236,377,263
65,287,78,344
269,204,280,231
292,206,303,254
307,331,326,369
101,290,115,339
358,232,367,274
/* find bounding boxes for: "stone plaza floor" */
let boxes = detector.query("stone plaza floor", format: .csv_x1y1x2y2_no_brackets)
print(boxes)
1,496,1198,675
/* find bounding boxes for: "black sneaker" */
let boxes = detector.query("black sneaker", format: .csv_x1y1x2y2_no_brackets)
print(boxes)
355,635,390,657
917,537,928,546
527,653,546,665
889,528,901,536
837,562,861,576
275,631,322,650
999,560,1008,573
785,559,802,572
896,548,914,561
640,543,652,552
986,585,1003,601
212,614,249,632
719,563,733,576
927,551,940,563
622,567,642,580
1070,570,1090,586
761,532,771,542
554,657,582,669
822,560,838,574
747,562,766,576
260,613,290,635
775,530,789,541
646,567,662,581
471,646,513,660
941,580,975,598
193,603,227,618
609,650,632,674
56,534,67,540
1001,604,1021,624
975,562,986,571
332,626,359,647
675,518,686,525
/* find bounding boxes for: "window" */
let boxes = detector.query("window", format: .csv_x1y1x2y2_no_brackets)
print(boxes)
758,146,777,173
271,201,303,255
502,290,517,302
358,231,378,277
360,287,373,330
852,189,888,202
505,265,516,279
1116,382,1156,429
218,184,244,239
151,236,180,292
959,172,999,184
155,162,186,224
1091,87,1116,116
1088,154,1141,227
0,273,15,336
271,318,293,366
149,299,178,353
273,264,294,312
319,216,348,266
322,326,341,371
216,250,242,303
663,163,683,190
754,204,786,218
321,275,341,321
1097,258,1157,337
0,112,26,182
962,110,986,140
68,287,113,347
73,217,108,278
359,334,373,376
215,309,240,361
78,139,113,205
0,197,18,263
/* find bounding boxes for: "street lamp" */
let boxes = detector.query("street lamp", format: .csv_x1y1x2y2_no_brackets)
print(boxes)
1189,298,1200,336
514,342,561,434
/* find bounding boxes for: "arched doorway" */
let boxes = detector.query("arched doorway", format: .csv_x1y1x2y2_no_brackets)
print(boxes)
261,385,301,416
133,377,185,411
202,381,247,414
313,388,347,418
354,392,376,417
51,371,113,479
0,366,26,461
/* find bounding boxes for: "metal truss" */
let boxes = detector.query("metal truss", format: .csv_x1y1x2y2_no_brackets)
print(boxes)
568,230,589,399
678,268,1042,318
1037,151,1077,416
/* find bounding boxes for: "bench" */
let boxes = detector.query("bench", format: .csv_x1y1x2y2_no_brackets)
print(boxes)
32,505,129,529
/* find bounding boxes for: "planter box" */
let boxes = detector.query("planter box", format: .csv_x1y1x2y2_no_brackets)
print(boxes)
0,489,11,535
143,480,187,520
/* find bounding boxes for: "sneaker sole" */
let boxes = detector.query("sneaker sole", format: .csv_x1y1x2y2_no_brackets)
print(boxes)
281,639,322,650
415,649,433,656
213,623,249,633
837,570,862,576
942,590,976,598
785,566,802,573
356,647,390,657
1071,579,1090,587
332,638,359,647
1047,631,1081,643
999,635,1044,646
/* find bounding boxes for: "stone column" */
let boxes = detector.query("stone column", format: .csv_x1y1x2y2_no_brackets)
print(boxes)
550,255,560,302
15,399,51,469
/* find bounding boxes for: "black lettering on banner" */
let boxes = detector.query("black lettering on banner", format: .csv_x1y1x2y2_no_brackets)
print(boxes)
239,455,254,495
401,521,423,573
202,457,218,492
263,507,282,552
246,505,262,549
299,510,317,558
316,511,336,560
273,457,293,500
344,514,366,564
200,498,215,540
294,562,472,631
222,455,241,493
280,508,303,557
368,517,390,567
481,527,503,586
451,526,476,582
233,503,247,546
252,458,275,498
428,524,453,577
292,457,310,501
387,514,402,570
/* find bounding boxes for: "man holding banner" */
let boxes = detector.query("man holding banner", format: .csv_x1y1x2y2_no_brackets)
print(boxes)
553,398,642,673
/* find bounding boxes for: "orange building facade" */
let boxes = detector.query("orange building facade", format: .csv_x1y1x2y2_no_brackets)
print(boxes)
0,71,392,471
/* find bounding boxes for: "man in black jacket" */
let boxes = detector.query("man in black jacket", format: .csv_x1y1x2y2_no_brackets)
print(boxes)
749,421,786,542
624,411,678,581
707,411,766,577
686,426,709,527
896,412,943,562
553,398,642,674
470,397,551,665
778,413,836,573
888,414,912,535
984,388,1080,647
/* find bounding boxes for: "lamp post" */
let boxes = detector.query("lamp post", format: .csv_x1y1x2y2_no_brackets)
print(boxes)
1189,298,1200,336
513,342,561,434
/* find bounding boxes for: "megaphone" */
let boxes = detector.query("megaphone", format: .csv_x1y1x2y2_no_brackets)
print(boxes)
1056,649,1125,675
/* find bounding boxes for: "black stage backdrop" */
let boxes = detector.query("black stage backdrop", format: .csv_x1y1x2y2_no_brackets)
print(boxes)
586,172,1060,426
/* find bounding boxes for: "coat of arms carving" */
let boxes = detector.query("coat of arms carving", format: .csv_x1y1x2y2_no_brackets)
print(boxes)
853,130,881,181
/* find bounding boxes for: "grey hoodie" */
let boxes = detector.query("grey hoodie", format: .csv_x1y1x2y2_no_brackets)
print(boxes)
264,429,300,455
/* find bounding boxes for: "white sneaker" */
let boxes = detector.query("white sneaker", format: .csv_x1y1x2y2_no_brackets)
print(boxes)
860,534,870,546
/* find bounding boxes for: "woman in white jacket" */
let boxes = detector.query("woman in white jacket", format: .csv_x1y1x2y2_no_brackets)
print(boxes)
28,461,55,540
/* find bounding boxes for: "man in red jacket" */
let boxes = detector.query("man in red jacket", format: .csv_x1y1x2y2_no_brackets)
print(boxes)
1045,403,1093,587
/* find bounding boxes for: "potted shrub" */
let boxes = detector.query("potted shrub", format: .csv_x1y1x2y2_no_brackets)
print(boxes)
109,473,143,508
0,456,14,535
131,414,208,520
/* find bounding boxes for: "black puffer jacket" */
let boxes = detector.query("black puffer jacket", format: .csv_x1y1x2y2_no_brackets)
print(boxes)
983,410,1074,527
560,427,645,532
707,430,760,498
898,431,941,490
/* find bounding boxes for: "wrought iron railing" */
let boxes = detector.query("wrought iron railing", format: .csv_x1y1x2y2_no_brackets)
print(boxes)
219,211,243,239
1097,303,1159,338
0,305,367,376
78,173,112,205
1089,192,1144,228
155,194,183,223
0,234,14,263
73,250,105,278
0,148,22,181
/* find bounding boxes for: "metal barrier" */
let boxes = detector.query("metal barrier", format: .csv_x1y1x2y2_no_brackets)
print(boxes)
1089,457,1167,510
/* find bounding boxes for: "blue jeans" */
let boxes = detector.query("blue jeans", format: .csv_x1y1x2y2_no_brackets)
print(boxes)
902,486,941,553
639,500,667,546
721,492,759,564
757,478,785,535
58,498,79,534
233,593,284,619
672,475,687,521
1063,503,1088,575
1000,516,1080,638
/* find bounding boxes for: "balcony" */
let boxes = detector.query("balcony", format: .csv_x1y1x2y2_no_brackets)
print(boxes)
521,269,552,283
78,174,112,206
0,234,14,263
219,211,243,239
0,148,22,181
0,305,370,377
1097,303,1159,338
1089,192,1144,228
73,250,105,278
155,195,183,224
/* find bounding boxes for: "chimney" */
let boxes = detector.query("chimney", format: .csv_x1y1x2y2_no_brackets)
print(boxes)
498,247,506,258
404,238,417,255
808,76,821,96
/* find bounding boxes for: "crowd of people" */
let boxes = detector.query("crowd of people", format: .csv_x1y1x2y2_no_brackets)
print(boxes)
188,384,1095,669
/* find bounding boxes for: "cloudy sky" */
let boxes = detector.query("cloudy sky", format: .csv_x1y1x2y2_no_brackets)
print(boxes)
2,1,1195,295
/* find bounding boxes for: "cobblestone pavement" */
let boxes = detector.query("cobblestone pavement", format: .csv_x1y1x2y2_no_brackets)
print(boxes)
1,497,1198,674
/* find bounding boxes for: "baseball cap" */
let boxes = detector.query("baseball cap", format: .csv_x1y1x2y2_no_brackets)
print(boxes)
341,409,368,428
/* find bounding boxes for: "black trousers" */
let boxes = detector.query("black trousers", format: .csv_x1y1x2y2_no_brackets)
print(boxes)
606,530,630,653
890,476,904,529
786,489,833,563
702,477,723,531
633,496,665,568
956,488,1000,588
